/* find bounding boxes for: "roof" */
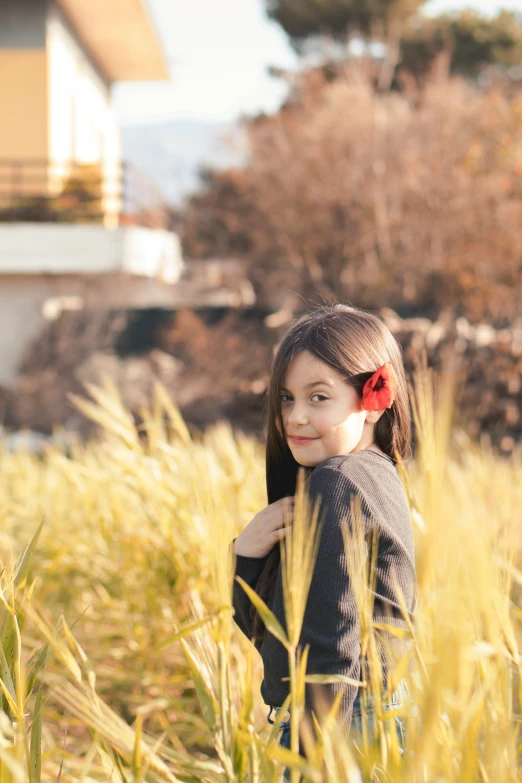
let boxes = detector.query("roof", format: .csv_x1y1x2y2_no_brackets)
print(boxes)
56,0,169,82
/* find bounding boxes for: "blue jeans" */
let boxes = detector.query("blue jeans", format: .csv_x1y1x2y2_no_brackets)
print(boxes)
266,707,291,782
268,679,411,781
351,678,410,751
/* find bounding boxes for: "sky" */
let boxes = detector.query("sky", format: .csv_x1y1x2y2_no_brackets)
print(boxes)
112,0,522,126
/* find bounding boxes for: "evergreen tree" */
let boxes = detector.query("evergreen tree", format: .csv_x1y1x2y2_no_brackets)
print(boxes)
265,0,428,43
400,10,522,79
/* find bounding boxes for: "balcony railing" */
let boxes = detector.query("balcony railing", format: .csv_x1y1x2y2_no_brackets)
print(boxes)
0,159,171,229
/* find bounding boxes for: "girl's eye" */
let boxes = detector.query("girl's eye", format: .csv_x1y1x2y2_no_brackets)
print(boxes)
280,394,328,403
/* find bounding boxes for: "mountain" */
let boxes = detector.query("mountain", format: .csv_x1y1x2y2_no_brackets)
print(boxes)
121,119,247,207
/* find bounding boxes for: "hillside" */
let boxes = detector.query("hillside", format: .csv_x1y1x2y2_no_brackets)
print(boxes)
121,119,247,206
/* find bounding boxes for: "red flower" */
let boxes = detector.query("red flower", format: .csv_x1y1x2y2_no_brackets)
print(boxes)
362,362,396,411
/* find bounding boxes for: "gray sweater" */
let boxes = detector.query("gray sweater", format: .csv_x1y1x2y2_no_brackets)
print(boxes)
232,449,416,731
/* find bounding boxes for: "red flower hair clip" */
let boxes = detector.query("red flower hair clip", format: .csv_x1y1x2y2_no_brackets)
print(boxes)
361,362,396,411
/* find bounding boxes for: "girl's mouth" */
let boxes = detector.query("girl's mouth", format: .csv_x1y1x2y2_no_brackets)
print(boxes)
289,436,319,445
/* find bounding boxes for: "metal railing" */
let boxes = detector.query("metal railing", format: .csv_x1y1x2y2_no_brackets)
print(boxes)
0,159,171,229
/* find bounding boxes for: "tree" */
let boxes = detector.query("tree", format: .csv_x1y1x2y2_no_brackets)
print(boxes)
182,66,522,325
266,4,522,88
266,0,429,90
400,10,522,81
265,0,428,42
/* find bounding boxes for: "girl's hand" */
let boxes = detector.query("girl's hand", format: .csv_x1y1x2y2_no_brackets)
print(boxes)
233,497,294,558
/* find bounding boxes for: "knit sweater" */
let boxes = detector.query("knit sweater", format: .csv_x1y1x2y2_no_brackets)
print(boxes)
231,449,416,732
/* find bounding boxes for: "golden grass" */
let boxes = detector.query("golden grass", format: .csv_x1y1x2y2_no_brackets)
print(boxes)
0,373,520,782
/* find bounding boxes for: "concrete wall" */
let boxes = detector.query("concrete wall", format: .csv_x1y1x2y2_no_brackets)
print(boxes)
0,222,182,386
0,266,255,387
0,224,183,280
0,278,50,386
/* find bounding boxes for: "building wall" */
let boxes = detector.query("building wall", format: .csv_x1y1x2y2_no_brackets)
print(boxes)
0,0,121,201
0,222,184,386
0,224,182,280
0,277,50,386
47,3,121,169
0,51,49,163
0,0,48,164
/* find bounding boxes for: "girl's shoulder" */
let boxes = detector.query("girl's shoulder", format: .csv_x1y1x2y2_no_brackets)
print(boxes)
309,451,415,556
308,450,406,508
312,449,396,481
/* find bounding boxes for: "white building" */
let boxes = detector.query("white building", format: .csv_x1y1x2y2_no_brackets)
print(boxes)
0,0,183,386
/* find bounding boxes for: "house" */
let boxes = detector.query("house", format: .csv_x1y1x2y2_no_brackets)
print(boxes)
0,0,254,390
0,0,168,206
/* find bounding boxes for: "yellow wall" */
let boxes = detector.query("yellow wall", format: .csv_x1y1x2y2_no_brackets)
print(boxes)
0,15,121,218
0,50,48,159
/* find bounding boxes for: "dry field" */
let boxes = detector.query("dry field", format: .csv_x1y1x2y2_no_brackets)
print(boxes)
0,370,521,782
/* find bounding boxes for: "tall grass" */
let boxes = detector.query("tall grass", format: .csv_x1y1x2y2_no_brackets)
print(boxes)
0,373,520,781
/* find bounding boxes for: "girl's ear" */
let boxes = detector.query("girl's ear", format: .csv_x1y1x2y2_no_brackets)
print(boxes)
365,409,385,425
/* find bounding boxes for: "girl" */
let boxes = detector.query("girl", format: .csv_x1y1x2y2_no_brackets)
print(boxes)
231,304,416,765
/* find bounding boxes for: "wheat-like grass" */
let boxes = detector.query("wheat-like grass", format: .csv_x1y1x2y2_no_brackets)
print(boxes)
0,376,520,781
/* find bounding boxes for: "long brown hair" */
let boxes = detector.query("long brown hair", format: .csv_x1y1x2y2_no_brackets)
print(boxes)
251,303,412,644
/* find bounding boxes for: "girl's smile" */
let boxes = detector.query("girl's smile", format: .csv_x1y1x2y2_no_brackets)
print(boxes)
288,435,320,445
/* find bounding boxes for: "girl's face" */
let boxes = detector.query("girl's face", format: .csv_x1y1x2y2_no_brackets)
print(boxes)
281,350,374,467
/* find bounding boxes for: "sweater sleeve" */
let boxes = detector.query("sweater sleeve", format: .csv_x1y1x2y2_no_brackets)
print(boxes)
230,537,269,643
299,466,367,732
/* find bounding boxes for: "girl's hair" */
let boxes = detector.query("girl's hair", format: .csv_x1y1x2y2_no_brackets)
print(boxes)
251,303,412,644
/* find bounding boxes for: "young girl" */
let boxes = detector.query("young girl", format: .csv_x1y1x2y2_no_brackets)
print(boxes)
231,304,416,763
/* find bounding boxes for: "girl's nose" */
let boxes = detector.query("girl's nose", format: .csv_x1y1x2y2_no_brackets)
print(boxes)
287,405,309,425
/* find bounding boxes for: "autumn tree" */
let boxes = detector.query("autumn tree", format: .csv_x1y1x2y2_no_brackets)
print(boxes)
182,67,522,325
